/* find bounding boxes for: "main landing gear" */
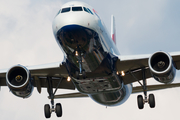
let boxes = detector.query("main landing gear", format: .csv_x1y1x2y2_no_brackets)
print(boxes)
136,68,155,109
44,103,62,118
44,77,63,118
137,94,155,109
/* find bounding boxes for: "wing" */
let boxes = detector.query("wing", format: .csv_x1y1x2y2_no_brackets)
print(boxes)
115,51,180,84
0,61,75,92
52,83,180,99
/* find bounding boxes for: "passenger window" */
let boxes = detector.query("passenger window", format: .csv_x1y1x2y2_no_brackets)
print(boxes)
83,7,89,13
61,7,70,13
72,7,83,11
87,8,94,15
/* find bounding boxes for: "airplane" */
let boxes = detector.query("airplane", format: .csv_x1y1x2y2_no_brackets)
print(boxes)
1,1,180,119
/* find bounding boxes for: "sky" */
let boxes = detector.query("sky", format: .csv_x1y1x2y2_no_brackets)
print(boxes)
0,0,180,120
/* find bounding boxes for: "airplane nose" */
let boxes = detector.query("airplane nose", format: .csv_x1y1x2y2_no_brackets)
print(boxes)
52,12,97,36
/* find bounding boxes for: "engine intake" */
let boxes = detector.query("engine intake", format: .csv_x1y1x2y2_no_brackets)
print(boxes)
6,65,34,98
148,51,176,83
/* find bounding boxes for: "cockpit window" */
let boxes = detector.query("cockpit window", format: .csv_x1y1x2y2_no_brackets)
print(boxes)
61,7,70,13
87,8,94,15
72,7,83,11
56,9,61,16
83,7,89,13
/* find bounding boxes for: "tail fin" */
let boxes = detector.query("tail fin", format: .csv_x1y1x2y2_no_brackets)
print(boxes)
111,15,116,44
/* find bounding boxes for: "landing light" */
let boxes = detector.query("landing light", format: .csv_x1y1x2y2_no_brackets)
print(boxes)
67,76,71,82
116,71,119,75
121,71,125,76
75,51,78,56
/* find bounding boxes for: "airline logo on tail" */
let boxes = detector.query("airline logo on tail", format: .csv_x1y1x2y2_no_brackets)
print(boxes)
111,15,116,44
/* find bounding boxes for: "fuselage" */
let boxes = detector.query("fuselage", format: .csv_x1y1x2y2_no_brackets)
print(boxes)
52,1,132,106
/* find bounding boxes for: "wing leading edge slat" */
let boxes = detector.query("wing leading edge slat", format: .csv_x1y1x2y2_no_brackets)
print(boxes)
0,61,76,90
116,51,180,84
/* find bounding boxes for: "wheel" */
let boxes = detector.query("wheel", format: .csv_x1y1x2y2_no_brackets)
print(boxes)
56,103,62,117
149,94,155,108
82,70,86,79
44,104,51,118
137,95,144,109
76,71,79,79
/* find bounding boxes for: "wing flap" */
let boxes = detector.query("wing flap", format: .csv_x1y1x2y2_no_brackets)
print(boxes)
52,83,180,99
0,77,6,86
132,83,180,93
170,52,180,70
53,92,88,99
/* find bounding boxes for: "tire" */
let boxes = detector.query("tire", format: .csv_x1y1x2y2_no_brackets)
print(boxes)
82,70,86,79
137,95,144,109
149,94,155,108
56,103,62,117
44,104,51,118
76,71,79,79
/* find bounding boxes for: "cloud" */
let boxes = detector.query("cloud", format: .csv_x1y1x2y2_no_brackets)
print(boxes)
1,0,180,120
0,0,64,68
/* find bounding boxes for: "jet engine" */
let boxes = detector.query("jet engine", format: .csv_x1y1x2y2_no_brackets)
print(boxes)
6,65,34,98
148,51,176,83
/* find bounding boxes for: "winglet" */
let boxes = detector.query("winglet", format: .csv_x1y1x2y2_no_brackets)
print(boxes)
111,15,116,44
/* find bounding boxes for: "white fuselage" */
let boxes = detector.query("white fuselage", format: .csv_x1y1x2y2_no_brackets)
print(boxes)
52,1,132,106
52,2,120,57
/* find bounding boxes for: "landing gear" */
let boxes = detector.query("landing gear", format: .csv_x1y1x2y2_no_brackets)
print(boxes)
75,50,86,79
149,94,155,108
137,68,156,109
75,70,86,79
82,70,86,79
44,104,51,118
76,71,79,79
137,94,155,109
55,103,62,117
44,103,62,118
44,77,63,118
137,95,144,109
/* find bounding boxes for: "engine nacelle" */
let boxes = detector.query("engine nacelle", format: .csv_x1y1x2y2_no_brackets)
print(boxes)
6,65,34,98
148,51,176,83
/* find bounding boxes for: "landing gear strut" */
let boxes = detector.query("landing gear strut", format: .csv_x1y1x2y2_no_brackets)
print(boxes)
44,77,63,118
75,50,86,79
137,68,155,109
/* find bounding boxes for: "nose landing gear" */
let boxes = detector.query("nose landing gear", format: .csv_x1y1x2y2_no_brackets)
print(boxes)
75,50,86,79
